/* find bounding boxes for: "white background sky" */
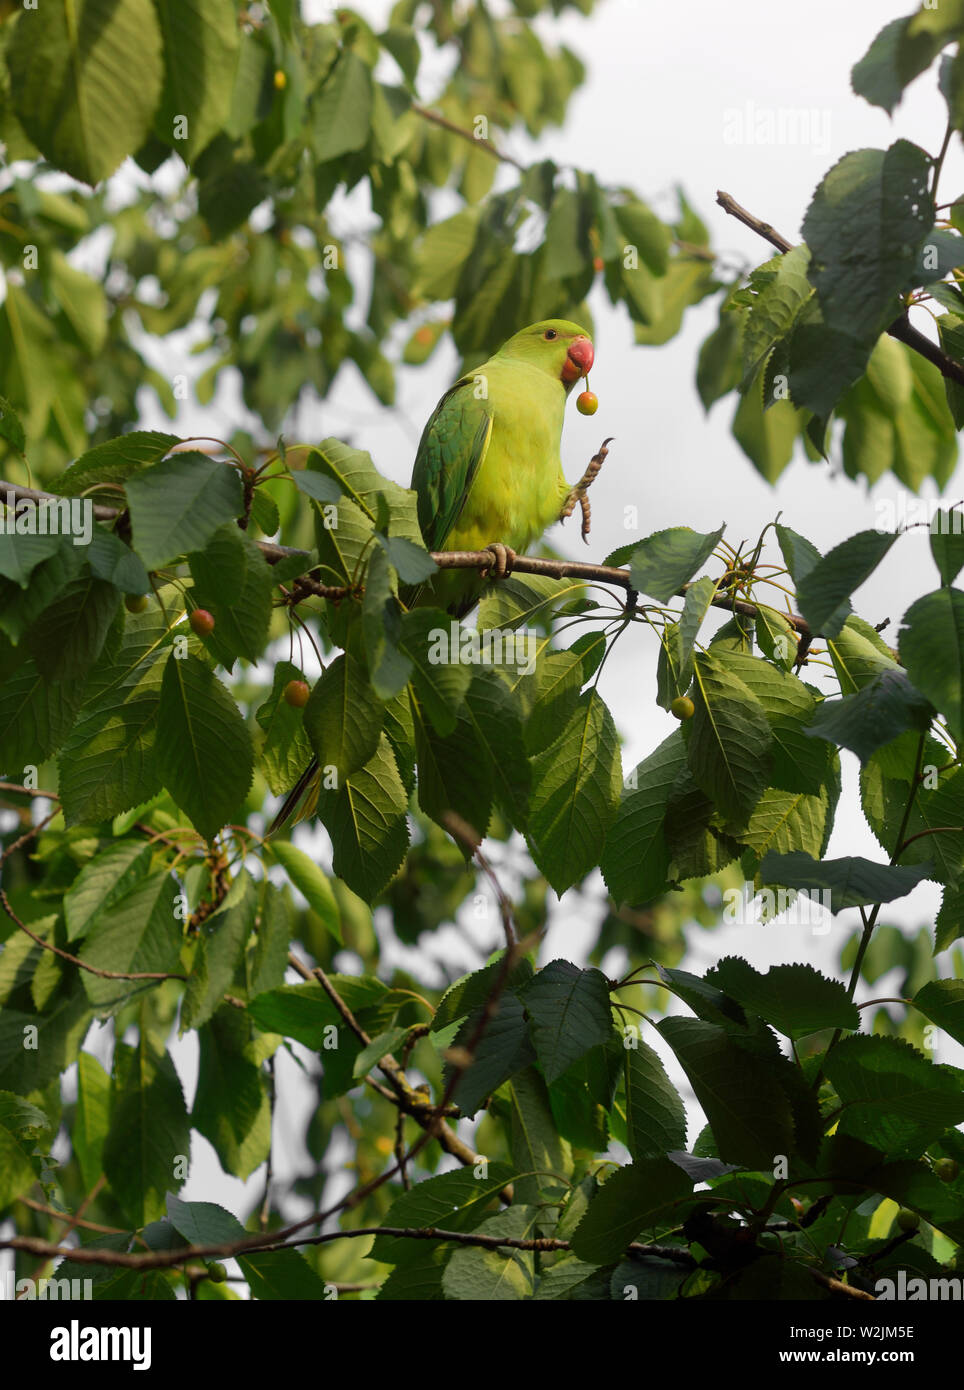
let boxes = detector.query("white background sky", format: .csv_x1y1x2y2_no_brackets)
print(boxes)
9,0,964,1276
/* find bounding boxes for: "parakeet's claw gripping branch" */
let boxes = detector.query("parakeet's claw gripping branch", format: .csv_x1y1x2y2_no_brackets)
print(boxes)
481,542,517,580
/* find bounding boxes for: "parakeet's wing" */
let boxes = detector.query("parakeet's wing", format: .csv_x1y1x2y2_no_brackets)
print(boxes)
411,376,494,552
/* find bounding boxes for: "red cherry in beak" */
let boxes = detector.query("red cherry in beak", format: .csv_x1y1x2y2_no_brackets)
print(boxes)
561,336,594,384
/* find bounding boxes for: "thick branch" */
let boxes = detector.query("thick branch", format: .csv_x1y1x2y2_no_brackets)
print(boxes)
716,189,964,389
1,1225,873,1296
0,479,814,639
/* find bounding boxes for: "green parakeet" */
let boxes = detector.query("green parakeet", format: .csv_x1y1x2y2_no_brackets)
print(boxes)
404,318,595,617
268,318,595,833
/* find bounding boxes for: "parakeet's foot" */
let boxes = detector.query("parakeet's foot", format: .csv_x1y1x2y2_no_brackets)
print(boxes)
560,436,614,543
481,542,517,580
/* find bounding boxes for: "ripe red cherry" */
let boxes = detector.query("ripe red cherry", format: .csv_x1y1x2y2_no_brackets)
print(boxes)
283,679,310,708
189,608,215,636
593,256,604,271
576,390,598,416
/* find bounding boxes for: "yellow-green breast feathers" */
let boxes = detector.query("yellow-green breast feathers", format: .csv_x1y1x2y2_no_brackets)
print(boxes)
408,319,594,615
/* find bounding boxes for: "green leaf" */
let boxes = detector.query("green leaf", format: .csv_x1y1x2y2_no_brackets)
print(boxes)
521,960,613,1084
155,653,254,841
352,1025,411,1079
696,306,743,411
0,975,92,1094
152,0,240,160
929,510,964,586
827,614,900,694
303,652,385,787
246,883,290,997
0,394,26,453
678,576,717,686
601,730,687,905
716,649,828,795
462,668,530,827
192,1010,271,1182
688,651,772,821
28,570,120,682
795,530,897,638
316,732,410,901
0,530,64,587
181,873,256,1032
188,524,273,666
58,608,170,825
269,841,342,945
7,0,164,184
248,978,386,1053
447,990,535,1118
527,690,622,894
56,431,181,499
166,1193,244,1246
615,198,671,276
806,668,933,761
824,1034,964,1157
523,647,583,755
759,850,931,911
503,1067,573,1203
732,367,804,482
102,1036,190,1226
370,1163,517,1265
78,870,182,1012
312,50,373,162
255,660,314,797
657,1017,795,1168
777,524,852,635
707,958,859,1040
0,1091,51,1208
623,1038,688,1160
238,1249,332,1300
399,609,472,735
899,588,964,743
628,525,725,603
442,1205,539,1301
851,16,947,115
570,1158,692,1265
534,1255,614,1300
0,653,87,770
362,546,412,700
432,953,534,1032
802,141,933,343
74,1052,110,1191
64,839,153,942
125,452,243,570
477,572,583,631
937,880,964,952
87,526,151,595
912,979,964,1047
741,244,813,387
49,249,107,353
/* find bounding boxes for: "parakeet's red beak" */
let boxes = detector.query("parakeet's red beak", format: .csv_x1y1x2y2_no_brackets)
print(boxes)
561,337,594,384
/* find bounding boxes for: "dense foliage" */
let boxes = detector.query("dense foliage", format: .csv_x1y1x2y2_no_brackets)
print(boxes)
3,0,964,1302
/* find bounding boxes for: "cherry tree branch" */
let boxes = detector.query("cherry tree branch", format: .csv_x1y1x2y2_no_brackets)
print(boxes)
716,189,964,389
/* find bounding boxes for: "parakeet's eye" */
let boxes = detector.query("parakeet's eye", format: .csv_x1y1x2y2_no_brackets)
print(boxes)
543,329,558,340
